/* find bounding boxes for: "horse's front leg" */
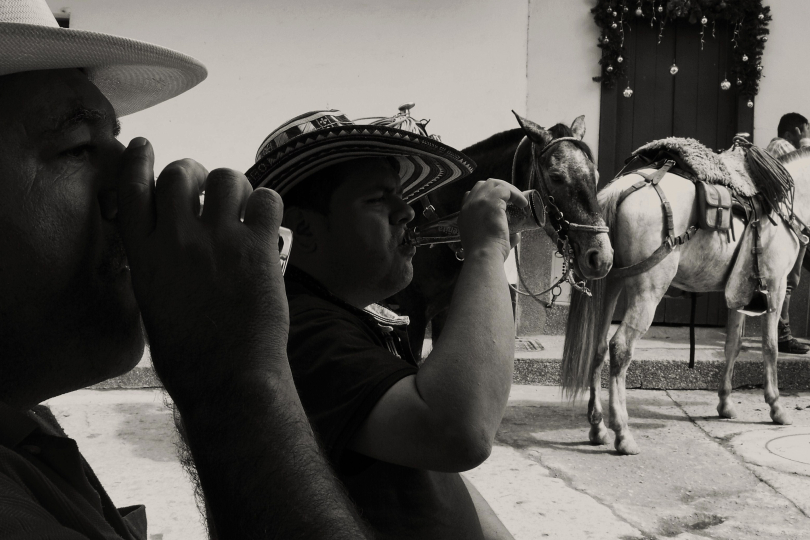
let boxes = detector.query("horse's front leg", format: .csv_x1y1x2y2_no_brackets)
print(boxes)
609,266,675,455
589,279,623,446
717,309,745,419
762,280,792,425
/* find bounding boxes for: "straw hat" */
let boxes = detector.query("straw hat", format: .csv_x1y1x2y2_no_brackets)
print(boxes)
246,104,476,204
0,0,207,116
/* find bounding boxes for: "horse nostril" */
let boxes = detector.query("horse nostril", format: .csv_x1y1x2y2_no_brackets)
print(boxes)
586,248,600,270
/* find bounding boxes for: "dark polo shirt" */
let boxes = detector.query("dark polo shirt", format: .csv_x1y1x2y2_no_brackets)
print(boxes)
0,401,146,539
284,266,484,540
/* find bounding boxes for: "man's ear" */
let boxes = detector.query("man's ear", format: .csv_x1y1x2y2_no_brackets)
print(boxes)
571,115,586,140
282,207,319,253
512,111,553,148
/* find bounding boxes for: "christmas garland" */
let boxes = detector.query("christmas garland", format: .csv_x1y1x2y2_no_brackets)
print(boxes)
593,0,771,98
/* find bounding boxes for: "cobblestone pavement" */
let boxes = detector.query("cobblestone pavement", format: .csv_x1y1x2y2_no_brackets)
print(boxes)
46,386,810,539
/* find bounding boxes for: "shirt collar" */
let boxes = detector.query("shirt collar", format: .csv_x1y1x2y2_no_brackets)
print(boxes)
0,400,40,448
284,265,409,327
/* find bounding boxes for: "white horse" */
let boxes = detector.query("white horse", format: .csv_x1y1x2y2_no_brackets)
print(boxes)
561,147,810,455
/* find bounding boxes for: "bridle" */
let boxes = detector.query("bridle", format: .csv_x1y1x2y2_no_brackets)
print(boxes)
510,135,609,307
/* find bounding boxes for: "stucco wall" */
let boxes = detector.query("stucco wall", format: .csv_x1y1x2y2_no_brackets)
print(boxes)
753,0,810,145
47,0,529,171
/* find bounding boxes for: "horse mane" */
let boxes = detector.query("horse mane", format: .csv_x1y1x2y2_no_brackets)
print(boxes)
596,181,623,245
462,128,524,155
778,146,810,165
548,123,594,161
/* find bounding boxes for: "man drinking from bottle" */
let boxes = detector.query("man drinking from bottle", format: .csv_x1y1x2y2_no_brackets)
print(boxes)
245,109,523,539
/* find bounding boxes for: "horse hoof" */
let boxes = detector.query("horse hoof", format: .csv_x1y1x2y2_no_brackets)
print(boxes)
589,424,610,445
614,434,640,455
770,407,793,425
717,402,737,419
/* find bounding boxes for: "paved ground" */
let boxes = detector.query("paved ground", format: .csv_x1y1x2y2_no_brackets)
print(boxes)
45,386,810,540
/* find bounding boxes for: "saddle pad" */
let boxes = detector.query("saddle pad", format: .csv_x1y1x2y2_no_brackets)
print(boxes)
696,181,732,231
632,137,757,196
718,146,758,196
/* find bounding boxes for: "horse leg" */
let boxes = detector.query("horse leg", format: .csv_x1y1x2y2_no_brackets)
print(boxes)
609,267,675,456
717,309,745,419
588,279,623,446
761,281,792,425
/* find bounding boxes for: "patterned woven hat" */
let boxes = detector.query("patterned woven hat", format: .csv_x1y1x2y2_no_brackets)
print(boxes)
246,104,476,204
0,0,207,116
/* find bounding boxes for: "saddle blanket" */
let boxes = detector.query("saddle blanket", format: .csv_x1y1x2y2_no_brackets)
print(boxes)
632,137,758,196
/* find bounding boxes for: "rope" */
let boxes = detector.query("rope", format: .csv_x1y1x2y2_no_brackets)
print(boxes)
734,135,795,218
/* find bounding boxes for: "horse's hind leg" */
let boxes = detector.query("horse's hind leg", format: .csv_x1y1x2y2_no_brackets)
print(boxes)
717,309,745,419
762,281,792,425
589,279,623,446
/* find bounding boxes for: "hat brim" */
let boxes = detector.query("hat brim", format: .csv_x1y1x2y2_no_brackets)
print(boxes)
245,125,476,204
0,23,207,116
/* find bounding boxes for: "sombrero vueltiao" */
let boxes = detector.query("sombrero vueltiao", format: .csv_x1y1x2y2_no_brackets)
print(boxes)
0,0,207,116
246,105,476,204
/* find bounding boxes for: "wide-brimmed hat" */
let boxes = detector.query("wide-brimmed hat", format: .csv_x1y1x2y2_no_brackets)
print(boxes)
0,0,207,116
245,105,476,204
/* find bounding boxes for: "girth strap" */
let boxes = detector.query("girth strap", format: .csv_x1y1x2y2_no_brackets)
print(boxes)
610,225,698,279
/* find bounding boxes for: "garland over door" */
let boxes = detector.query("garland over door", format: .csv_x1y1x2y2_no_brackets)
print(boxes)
598,17,754,326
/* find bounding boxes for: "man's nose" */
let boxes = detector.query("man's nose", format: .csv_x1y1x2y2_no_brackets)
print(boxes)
98,139,127,221
393,196,416,225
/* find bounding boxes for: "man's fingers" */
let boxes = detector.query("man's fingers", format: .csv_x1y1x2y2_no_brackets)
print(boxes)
201,169,253,225
244,188,284,241
488,178,528,207
154,159,208,230
117,137,156,248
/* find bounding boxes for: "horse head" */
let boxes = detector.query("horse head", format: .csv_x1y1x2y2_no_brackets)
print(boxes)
513,112,613,280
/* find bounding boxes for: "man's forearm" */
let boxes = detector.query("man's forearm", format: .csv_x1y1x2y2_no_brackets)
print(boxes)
418,247,515,438
177,368,371,540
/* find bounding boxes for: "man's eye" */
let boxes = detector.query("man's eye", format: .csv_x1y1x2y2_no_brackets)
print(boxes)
63,145,93,159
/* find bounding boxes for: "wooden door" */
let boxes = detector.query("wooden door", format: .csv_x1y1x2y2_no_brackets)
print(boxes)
598,17,754,326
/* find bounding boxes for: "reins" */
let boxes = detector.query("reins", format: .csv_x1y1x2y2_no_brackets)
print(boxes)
510,136,608,306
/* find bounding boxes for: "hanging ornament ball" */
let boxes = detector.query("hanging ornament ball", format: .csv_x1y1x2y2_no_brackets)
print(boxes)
747,100,754,108
635,7,643,16
623,86,634,98
617,55,623,63
701,16,708,25
657,5,663,12
758,13,765,20
612,22,618,29
670,63,679,75
756,65,763,73
612,10,617,17
720,79,731,91
742,54,749,62
607,6,613,13
624,6,629,12
761,36,768,42
607,65,614,73
603,37,610,43
736,78,743,86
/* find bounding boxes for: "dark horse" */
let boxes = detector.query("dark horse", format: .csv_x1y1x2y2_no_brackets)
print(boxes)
391,114,613,357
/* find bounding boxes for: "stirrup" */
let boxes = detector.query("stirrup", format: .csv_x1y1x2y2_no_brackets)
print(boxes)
738,288,773,317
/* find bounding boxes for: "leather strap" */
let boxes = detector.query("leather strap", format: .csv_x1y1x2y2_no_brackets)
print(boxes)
610,226,698,279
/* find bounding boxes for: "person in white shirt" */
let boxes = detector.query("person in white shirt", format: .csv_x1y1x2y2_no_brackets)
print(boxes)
766,113,810,354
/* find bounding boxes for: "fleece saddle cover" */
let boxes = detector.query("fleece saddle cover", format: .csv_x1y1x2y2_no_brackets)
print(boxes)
632,137,758,196
725,214,799,310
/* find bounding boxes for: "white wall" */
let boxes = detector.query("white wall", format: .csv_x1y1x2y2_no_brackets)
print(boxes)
753,0,810,145
527,0,602,157
46,0,528,172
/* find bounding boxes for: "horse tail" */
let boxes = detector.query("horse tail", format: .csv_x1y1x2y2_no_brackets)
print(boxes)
561,181,622,398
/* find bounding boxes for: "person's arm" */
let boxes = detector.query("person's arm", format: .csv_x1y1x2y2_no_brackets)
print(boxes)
117,138,371,539
349,179,523,472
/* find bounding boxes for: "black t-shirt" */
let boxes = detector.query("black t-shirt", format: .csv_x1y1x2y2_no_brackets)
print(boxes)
284,267,484,540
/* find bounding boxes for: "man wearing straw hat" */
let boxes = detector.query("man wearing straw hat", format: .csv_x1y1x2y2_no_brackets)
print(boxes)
0,1,371,537
246,109,521,539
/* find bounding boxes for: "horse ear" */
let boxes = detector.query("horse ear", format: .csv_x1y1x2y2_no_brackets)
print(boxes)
512,111,553,147
571,115,586,140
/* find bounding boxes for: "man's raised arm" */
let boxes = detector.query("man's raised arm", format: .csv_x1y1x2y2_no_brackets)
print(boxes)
117,138,371,539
